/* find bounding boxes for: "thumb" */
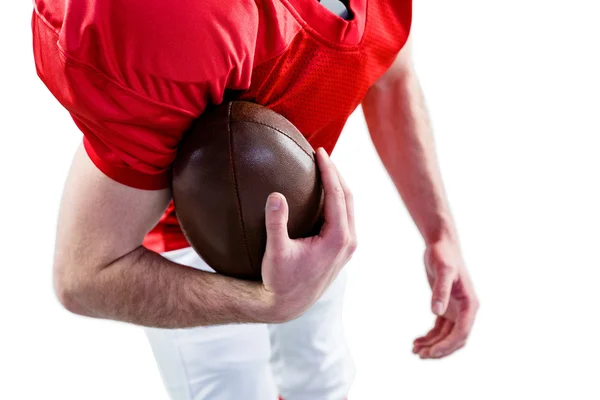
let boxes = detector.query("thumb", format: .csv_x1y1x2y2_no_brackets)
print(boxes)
265,193,290,253
431,266,454,316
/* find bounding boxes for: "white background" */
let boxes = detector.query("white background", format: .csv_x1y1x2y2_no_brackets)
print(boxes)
1,1,599,399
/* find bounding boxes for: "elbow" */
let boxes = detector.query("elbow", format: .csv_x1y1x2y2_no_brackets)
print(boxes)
53,262,89,316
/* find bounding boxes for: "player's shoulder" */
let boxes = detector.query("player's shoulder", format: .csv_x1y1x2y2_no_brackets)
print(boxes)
108,0,260,42
127,0,260,37
36,0,259,34
45,0,260,82
119,0,261,76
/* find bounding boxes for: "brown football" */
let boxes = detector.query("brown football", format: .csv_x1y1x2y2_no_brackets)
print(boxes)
172,101,324,280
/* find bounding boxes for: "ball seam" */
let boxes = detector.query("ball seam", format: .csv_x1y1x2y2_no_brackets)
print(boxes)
243,116,324,242
243,119,315,162
227,102,257,276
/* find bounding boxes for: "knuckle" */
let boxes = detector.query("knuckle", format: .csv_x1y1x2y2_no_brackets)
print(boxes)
341,234,353,250
342,241,358,264
331,233,349,250
348,238,358,254
266,220,287,230
437,263,455,275
332,185,345,199
435,283,451,295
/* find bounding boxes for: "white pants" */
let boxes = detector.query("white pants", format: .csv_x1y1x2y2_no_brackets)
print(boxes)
145,247,355,400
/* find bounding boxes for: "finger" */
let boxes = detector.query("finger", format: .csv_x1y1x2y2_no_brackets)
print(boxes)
429,339,466,359
418,319,454,358
335,169,356,240
431,266,455,316
414,318,450,354
413,317,444,353
315,148,349,240
415,318,452,355
413,317,444,346
428,304,477,359
264,193,291,254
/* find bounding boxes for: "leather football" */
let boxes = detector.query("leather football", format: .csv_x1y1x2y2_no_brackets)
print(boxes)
172,101,324,280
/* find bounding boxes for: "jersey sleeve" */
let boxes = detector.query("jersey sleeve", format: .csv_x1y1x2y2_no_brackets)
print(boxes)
70,72,200,190
32,0,258,190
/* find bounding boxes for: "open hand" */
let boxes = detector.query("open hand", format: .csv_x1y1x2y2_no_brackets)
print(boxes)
413,239,479,359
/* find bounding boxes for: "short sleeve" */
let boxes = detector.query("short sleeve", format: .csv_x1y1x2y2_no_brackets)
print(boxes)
63,68,199,190
71,77,199,190
32,13,202,189
32,1,257,189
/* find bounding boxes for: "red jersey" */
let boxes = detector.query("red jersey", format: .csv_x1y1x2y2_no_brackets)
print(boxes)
33,0,412,253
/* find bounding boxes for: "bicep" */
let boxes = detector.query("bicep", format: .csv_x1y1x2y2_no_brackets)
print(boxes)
54,145,171,274
362,37,419,127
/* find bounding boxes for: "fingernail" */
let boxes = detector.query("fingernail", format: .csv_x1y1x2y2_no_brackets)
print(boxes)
267,194,281,211
433,301,444,315
431,351,442,358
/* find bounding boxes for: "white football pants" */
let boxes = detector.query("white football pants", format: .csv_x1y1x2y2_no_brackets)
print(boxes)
145,247,355,400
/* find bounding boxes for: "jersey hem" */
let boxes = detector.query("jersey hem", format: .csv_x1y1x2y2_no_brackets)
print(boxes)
83,137,171,190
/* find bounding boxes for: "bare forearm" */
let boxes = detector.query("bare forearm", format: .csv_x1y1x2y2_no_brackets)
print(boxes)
363,68,457,244
54,146,275,328
60,247,269,328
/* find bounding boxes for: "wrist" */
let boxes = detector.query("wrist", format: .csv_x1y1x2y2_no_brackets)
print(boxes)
213,275,300,325
254,285,301,324
423,221,458,247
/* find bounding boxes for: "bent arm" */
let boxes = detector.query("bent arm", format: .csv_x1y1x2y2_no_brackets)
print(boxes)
54,145,271,328
362,42,458,244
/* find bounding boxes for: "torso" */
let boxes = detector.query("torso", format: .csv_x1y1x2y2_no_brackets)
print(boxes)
146,0,411,252
33,0,412,252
